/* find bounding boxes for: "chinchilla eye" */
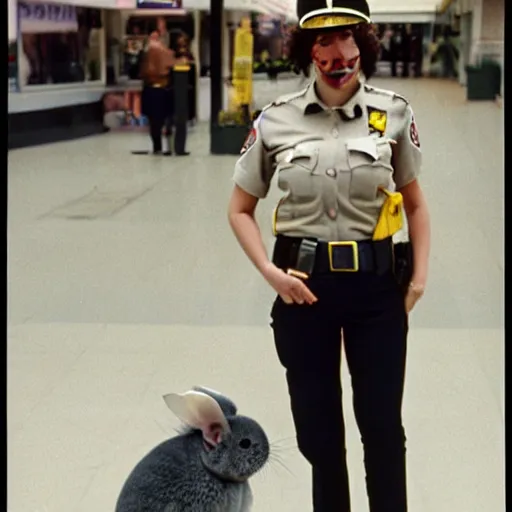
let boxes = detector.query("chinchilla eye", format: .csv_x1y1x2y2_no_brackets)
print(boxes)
239,438,252,449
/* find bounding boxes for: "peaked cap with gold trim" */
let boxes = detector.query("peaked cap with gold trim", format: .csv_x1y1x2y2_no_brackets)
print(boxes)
297,0,371,29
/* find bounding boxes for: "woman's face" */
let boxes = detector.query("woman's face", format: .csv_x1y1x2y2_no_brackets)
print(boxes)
311,28,361,90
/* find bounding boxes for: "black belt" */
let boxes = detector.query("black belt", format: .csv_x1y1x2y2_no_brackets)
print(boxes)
272,235,394,277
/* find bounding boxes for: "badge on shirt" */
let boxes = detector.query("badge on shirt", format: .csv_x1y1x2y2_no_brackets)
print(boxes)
367,107,387,137
240,127,257,154
410,116,420,148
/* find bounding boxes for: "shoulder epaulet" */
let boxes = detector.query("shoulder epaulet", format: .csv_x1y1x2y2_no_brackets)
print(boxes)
268,86,309,108
364,84,409,105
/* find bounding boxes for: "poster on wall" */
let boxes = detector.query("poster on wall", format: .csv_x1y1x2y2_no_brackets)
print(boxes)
18,1,78,33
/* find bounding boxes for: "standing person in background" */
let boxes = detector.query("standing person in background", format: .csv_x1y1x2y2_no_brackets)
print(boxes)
166,29,192,156
389,25,402,77
174,32,197,127
437,28,459,78
157,16,170,49
410,27,424,78
140,31,176,155
380,23,392,61
401,24,412,77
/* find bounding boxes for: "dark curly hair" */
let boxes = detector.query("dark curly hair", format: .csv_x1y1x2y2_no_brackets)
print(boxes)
289,23,380,80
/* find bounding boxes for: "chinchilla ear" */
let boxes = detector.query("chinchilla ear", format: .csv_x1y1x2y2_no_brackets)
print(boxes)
192,386,238,417
163,390,230,445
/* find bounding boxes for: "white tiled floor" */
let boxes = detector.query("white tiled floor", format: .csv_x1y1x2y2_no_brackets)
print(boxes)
8,77,504,512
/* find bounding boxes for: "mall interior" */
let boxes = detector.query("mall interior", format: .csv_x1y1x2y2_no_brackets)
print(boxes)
8,0,504,511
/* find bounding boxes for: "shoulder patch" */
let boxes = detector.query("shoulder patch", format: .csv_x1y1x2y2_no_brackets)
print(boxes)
409,116,420,148
240,126,257,154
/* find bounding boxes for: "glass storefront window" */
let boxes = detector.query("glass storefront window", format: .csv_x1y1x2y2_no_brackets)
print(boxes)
18,4,104,87
251,14,295,77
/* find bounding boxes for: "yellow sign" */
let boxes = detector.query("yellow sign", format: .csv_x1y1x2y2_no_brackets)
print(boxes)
232,17,254,107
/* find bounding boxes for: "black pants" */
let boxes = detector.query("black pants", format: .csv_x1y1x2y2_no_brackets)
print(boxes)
148,117,165,153
271,271,408,512
148,115,184,154
414,59,423,77
402,59,410,77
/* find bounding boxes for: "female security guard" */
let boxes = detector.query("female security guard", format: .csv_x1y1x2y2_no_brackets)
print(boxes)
228,1,431,511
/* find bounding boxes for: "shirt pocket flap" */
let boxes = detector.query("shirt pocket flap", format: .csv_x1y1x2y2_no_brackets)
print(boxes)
346,138,379,161
278,147,319,172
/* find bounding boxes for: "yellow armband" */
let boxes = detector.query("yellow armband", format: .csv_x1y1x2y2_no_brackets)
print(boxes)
373,188,404,241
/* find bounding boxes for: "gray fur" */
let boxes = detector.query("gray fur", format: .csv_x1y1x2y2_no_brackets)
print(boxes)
116,391,269,512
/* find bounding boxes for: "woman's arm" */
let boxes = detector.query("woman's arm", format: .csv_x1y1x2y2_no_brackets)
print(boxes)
228,185,317,305
400,179,430,311
227,185,272,276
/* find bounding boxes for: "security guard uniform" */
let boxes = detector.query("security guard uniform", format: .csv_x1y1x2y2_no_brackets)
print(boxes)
234,81,421,240
232,66,421,512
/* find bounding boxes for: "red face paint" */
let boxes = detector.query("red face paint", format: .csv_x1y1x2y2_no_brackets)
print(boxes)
311,30,361,89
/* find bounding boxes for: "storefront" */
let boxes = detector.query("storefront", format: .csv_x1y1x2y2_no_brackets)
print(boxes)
17,1,105,89
8,0,118,149
251,13,295,77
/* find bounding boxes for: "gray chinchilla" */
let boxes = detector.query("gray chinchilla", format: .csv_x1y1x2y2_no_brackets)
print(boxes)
115,386,270,512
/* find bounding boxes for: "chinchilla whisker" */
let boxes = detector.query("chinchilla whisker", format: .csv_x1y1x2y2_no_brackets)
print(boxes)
269,451,287,465
265,458,280,480
258,461,275,482
271,436,297,447
270,441,298,459
270,444,298,455
269,452,295,478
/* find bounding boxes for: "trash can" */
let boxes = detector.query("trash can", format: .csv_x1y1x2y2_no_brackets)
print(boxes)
466,60,501,100
210,123,251,155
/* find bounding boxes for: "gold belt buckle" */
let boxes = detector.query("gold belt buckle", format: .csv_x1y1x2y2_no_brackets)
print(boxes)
328,241,359,272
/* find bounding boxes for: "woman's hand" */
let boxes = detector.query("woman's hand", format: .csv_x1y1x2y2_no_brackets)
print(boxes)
262,263,318,305
405,280,425,314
